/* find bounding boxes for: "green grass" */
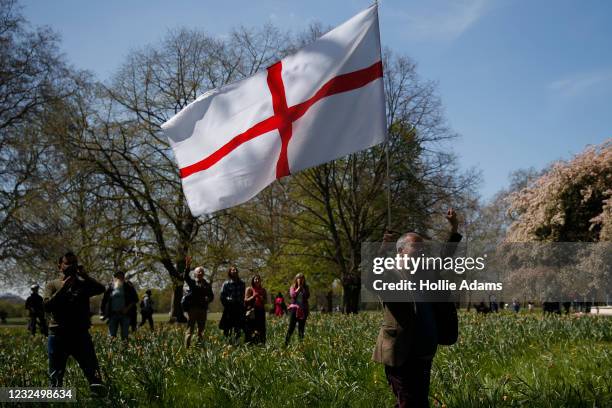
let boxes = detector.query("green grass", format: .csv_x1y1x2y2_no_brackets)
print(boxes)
0,312,610,407
3,312,222,326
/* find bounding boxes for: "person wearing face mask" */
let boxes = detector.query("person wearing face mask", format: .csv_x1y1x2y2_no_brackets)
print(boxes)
183,256,214,347
100,271,139,341
43,252,106,394
219,265,246,342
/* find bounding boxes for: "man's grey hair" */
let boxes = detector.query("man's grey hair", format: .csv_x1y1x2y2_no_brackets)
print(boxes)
396,232,424,252
194,266,204,274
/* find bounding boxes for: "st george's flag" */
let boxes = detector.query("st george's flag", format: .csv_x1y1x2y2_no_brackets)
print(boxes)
162,4,386,216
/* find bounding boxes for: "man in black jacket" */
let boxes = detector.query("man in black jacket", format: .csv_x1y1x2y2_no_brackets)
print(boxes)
43,252,105,392
183,256,214,347
100,271,139,340
25,284,47,336
372,209,462,408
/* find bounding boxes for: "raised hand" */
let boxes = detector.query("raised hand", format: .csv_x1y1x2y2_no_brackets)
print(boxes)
446,208,459,232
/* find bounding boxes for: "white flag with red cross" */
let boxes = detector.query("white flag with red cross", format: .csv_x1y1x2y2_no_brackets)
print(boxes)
162,4,386,216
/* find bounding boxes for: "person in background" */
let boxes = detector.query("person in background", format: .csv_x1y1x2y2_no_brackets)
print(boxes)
126,276,138,333
489,294,498,313
219,265,245,342
512,299,520,313
285,273,310,346
183,256,214,347
100,271,138,340
475,300,490,314
139,289,155,330
244,274,267,344
274,292,287,317
25,284,48,336
44,252,105,394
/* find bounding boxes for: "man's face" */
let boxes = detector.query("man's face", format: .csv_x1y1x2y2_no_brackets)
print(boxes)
399,234,424,257
60,255,78,273
229,267,238,279
195,268,204,281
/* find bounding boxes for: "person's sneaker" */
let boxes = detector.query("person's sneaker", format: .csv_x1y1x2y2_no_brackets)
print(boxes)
89,383,107,398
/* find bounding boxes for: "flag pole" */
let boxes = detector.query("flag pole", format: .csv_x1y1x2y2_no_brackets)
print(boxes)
385,137,392,229
376,0,390,229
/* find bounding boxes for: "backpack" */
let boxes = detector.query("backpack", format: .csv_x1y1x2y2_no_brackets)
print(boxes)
180,288,193,311
433,302,458,345
141,296,153,313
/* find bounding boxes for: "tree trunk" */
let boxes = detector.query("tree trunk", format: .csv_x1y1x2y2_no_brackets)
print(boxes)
168,284,187,323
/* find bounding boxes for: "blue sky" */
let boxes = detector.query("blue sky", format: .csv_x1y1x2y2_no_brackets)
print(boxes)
21,0,612,200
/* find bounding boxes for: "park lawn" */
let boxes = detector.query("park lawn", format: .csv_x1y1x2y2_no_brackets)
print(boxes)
3,312,223,327
0,311,610,407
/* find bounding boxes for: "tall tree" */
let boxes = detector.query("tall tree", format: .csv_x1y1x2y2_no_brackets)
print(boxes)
0,0,75,262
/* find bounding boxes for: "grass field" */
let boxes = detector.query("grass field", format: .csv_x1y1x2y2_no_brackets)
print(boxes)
0,311,610,407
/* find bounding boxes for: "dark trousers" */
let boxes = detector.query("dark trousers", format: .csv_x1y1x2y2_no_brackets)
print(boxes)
384,357,433,408
139,312,154,329
245,308,266,344
185,308,207,347
28,313,48,336
48,331,102,387
285,309,306,345
220,304,244,340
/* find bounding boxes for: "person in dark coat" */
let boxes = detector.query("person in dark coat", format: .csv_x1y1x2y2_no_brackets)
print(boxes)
43,252,106,394
139,289,155,330
183,256,214,347
372,208,462,408
219,265,245,342
100,271,139,340
284,273,310,346
25,284,48,336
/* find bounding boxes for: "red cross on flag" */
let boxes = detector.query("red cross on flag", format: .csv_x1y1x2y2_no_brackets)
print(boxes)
162,4,386,216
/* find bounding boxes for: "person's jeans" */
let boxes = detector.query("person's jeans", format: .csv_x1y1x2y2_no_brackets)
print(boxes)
108,314,130,340
48,331,102,387
385,357,433,408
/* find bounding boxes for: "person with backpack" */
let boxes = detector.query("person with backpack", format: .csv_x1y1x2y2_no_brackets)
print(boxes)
183,256,214,347
372,208,462,408
219,265,245,343
139,289,155,330
100,271,139,341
